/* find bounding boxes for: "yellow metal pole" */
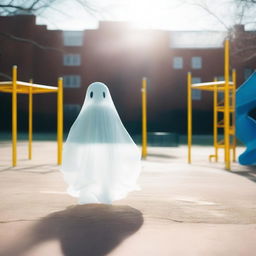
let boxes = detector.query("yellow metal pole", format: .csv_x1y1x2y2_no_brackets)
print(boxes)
28,79,33,160
141,77,147,158
187,72,192,163
57,77,63,165
224,40,230,170
213,77,218,162
232,69,236,162
12,65,17,167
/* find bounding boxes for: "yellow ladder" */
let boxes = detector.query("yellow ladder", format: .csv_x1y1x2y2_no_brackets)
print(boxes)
209,70,236,164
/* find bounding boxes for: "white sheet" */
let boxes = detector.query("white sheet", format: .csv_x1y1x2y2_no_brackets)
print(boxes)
61,82,141,204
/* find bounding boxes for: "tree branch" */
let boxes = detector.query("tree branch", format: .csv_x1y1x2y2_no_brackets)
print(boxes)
75,0,103,17
0,72,12,80
0,4,35,11
0,32,64,53
0,0,59,15
233,45,256,54
237,51,256,62
188,1,230,30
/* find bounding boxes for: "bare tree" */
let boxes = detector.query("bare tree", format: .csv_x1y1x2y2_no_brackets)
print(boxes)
0,0,98,79
0,0,65,51
187,0,256,63
228,0,256,64
0,0,99,17
0,0,59,16
0,0,100,47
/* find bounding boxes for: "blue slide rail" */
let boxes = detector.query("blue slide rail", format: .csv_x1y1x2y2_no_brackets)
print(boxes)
236,72,256,165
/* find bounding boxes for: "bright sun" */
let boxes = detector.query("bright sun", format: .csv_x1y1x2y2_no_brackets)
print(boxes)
39,0,232,31
119,0,196,30
124,0,171,29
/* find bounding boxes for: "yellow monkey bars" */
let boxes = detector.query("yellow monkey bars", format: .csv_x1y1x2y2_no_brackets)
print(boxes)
187,40,236,170
0,65,63,167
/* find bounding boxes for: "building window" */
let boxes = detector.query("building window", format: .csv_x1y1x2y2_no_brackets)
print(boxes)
63,75,81,88
216,76,224,81
218,92,224,102
244,68,254,80
63,31,83,46
192,77,202,100
64,104,81,113
192,77,201,84
173,57,183,69
63,54,81,66
191,56,202,69
64,104,81,121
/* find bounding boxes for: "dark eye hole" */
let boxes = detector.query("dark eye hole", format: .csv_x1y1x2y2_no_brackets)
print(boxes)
90,91,93,98
103,92,106,98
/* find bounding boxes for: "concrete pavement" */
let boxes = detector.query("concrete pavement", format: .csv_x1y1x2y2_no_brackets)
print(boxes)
0,142,256,256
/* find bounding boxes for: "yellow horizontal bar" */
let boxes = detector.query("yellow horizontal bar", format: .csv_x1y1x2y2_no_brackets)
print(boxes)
32,89,58,94
0,87,58,94
0,86,30,92
192,86,234,92
0,86,13,90
216,143,236,148
217,107,235,112
0,80,58,91
0,81,12,85
192,87,220,91
229,129,235,135
17,81,58,90
0,89,58,94
0,88,25,93
192,81,234,87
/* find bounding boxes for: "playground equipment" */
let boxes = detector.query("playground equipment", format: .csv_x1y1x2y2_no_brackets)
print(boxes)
236,72,256,165
141,77,148,158
0,65,63,167
187,40,237,170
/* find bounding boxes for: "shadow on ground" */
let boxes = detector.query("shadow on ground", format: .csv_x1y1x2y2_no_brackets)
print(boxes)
0,164,58,174
233,165,256,183
1,204,143,256
147,153,177,159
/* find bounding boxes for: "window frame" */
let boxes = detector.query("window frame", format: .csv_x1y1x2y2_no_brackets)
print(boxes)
191,56,202,69
192,77,202,100
63,31,83,46
173,56,183,69
63,54,81,66
63,75,81,88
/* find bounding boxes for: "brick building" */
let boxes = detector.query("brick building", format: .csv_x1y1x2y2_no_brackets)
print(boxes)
0,15,255,135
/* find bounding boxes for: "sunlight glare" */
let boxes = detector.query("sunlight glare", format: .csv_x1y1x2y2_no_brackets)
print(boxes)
127,0,172,29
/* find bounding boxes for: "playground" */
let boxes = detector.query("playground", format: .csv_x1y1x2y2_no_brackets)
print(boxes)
0,142,256,255
0,33,256,255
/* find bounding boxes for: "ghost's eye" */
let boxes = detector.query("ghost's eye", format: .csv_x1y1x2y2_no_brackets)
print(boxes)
90,92,93,98
103,92,106,98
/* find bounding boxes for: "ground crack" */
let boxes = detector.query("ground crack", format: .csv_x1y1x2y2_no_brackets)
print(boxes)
147,216,184,223
0,219,38,223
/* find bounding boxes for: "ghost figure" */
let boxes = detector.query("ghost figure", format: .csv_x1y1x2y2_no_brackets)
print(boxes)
61,82,141,204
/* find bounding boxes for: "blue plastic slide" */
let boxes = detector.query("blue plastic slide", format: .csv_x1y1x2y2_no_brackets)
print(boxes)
236,72,256,165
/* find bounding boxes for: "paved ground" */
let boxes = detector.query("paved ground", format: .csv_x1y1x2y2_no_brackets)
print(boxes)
0,141,256,256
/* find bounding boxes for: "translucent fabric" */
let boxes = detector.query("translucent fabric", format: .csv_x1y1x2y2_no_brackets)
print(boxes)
61,82,141,204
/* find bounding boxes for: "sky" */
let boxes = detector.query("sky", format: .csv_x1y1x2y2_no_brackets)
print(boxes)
36,0,255,31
